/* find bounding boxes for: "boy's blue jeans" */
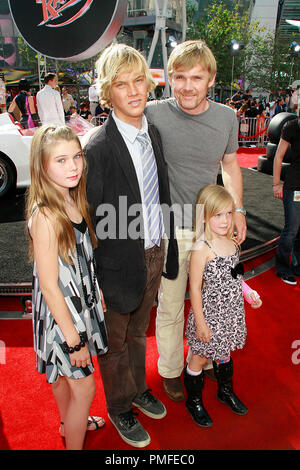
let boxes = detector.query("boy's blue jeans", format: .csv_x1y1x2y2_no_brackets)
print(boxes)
276,189,300,277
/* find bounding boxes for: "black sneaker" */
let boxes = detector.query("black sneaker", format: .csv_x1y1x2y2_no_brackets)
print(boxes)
278,275,297,285
292,271,300,278
108,410,150,448
133,389,167,419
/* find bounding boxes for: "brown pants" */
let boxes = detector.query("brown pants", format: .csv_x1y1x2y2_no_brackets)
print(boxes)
98,243,164,416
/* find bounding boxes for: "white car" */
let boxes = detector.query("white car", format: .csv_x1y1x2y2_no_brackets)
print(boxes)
0,113,32,198
0,112,96,198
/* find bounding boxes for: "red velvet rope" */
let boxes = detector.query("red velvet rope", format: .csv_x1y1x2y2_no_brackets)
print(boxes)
238,125,269,139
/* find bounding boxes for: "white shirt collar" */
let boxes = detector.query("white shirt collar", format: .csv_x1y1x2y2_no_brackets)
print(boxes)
112,111,148,144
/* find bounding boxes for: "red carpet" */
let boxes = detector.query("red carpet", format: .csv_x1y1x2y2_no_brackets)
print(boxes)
1,265,300,451
237,146,266,169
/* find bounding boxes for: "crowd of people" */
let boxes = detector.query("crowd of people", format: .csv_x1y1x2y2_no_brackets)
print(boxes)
225,87,297,118
215,87,298,147
5,68,298,141
6,75,109,129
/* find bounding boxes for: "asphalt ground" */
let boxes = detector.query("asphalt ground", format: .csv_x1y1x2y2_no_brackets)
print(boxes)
0,168,284,284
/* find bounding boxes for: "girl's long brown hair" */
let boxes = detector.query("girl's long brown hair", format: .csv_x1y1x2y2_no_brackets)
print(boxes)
26,124,97,264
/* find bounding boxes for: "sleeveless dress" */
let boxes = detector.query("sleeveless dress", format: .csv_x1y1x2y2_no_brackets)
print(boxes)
29,211,108,384
25,95,35,129
185,240,246,360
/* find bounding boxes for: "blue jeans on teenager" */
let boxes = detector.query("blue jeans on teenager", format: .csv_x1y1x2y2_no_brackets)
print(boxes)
276,189,300,277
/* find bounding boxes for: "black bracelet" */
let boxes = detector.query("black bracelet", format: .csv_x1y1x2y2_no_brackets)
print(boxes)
61,332,88,354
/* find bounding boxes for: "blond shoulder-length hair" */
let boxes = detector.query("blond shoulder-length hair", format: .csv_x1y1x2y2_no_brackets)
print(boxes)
26,124,97,264
95,43,157,108
168,39,217,81
194,184,235,242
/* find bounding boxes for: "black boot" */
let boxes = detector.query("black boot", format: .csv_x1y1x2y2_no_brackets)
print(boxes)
213,358,248,415
183,367,213,427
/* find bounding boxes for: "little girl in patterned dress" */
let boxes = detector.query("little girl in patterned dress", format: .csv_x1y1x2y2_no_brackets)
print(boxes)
185,184,262,427
26,125,108,449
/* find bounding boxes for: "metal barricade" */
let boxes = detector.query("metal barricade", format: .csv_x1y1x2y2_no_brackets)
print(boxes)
90,113,108,126
238,117,271,147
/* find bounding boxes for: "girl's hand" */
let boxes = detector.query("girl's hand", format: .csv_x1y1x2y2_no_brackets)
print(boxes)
69,344,91,368
248,292,262,309
196,323,212,343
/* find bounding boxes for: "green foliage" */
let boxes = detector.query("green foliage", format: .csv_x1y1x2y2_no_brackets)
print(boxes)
187,1,252,87
269,32,300,91
16,37,39,73
11,3,300,93
186,0,300,92
16,36,98,85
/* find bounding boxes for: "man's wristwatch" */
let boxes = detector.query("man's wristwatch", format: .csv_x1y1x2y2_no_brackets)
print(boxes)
234,207,246,216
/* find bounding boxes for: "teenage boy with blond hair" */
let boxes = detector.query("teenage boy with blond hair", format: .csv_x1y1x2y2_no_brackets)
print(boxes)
84,43,178,448
145,39,246,403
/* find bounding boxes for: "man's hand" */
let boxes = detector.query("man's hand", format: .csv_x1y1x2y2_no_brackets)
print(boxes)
233,211,247,244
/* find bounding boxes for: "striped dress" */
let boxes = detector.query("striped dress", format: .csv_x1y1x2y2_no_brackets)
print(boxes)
29,212,108,384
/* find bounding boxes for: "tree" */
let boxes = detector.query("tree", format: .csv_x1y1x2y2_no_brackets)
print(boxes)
269,32,300,92
186,1,251,88
241,21,275,93
185,0,281,94
16,37,39,74
16,36,98,86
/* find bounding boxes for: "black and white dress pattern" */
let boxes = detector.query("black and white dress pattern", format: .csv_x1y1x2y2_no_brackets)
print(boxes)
186,240,246,360
29,213,108,384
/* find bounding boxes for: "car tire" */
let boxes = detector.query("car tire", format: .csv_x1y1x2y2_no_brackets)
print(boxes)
266,142,278,160
268,112,297,144
0,155,16,198
257,155,273,175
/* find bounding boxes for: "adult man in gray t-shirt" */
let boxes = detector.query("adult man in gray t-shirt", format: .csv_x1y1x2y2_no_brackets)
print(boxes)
146,97,239,229
145,40,246,403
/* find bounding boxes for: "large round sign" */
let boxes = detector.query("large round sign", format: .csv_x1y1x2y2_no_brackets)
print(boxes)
8,0,128,61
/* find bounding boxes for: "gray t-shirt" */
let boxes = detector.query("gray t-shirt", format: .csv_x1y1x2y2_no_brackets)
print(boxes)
145,98,238,227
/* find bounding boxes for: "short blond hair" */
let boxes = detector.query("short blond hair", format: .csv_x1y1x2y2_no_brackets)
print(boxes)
95,43,157,108
194,184,234,241
168,39,217,80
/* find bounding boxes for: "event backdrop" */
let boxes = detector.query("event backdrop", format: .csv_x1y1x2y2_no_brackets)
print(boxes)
8,0,128,60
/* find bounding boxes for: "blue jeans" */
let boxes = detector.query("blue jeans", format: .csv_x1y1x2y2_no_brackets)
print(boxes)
276,189,300,277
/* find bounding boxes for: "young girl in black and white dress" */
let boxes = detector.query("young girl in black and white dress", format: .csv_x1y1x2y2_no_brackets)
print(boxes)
26,125,108,449
185,184,262,427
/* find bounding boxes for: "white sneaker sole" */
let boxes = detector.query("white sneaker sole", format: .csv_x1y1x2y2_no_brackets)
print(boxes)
108,413,151,448
281,278,297,285
132,402,167,419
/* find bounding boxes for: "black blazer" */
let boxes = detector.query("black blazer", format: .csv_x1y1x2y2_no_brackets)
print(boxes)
85,114,178,314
